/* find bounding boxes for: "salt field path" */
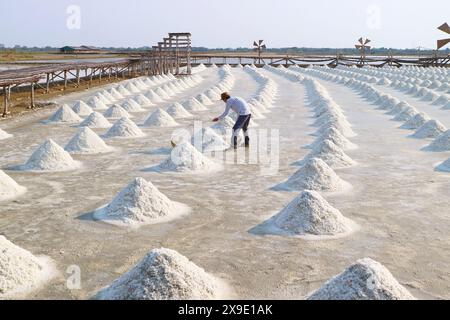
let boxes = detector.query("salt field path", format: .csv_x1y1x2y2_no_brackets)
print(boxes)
0,66,449,299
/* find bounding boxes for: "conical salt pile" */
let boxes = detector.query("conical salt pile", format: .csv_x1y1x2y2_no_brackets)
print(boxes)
155,88,170,99
142,108,179,127
0,235,56,299
46,104,82,124
103,104,132,119
95,248,227,300
121,99,144,113
206,88,219,100
412,120,447,139
103,117,145,138
302,139,355,169
79,112,112,128
145,90,164,103
210,116,235,137
392,107,418,122
182,98,207,111
424,130,450,152
108,88,124,100
161,84,175,97
309,127,357,151
279,158,350,192
88,97,108,111
93,178,189,226
307,258,416,300
125,82,140,94
18,139,81,172
196,93,213,106
0,170,27,202
265,190,355,237
65,127,113,154
166,103,193,119
156,142,222,173
192,127,229,152
0,128,13,140
117,85,132,97
400,112,431,130
134,94,153,107
436,157,450,172
72,100,93,116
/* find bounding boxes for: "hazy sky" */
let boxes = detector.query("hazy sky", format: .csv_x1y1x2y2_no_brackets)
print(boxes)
0,0,449,49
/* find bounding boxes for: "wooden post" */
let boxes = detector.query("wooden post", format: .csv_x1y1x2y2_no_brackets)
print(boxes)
76,68,80,87
46,73,50,93
99,68,102,82
30,83,35,109
64,70,68,90
89,69,93,87
2,86,9,117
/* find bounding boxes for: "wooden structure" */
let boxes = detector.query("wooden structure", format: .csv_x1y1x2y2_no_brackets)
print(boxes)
145,32,192,75
0,59,140,117
253,40,267,65
355,38,371,66
190,51,450,68
437,23,450,50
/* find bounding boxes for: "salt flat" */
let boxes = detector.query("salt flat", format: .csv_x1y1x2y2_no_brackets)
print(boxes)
0,65,449,299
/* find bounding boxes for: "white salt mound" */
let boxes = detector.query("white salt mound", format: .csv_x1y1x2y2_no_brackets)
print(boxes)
72,101,93,116
412,120,447,139
400,112,431,130
267,190,355,237
19,139,81,172
165,103,193,119
0,128,13,140
182,98,207,111
196,93,213,106
103,104,131,119
0,235,56,299
103,117,145,138
143,108,179,127
65,127,113,154
0,170,27,202
281,158,349,192
95,248,227,300
93,177,189,226
307,258,416,300
309,127,357,151
210,116,235,136
425,130,450,152
192,127,229,152
79,112,112,128
121,99,144,113
88,97,108,111
157,142,222,173
46,105,82,124
436,157,450,172
304,139,355,169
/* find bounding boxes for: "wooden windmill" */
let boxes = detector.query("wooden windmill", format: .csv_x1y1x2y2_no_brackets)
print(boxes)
355,37,371,66
253,40,266,65
437,23,450,50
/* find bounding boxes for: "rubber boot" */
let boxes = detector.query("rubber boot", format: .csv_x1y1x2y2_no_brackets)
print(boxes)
245,136,250,148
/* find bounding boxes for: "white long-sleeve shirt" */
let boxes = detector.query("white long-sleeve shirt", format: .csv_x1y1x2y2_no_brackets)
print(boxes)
218,97,251,120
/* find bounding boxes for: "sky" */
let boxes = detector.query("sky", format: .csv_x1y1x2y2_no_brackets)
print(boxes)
0,0,449,49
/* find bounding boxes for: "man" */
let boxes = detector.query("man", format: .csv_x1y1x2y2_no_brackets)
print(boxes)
212,92,252,149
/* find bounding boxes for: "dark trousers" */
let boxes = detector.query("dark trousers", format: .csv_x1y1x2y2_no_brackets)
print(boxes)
232,114,251,146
